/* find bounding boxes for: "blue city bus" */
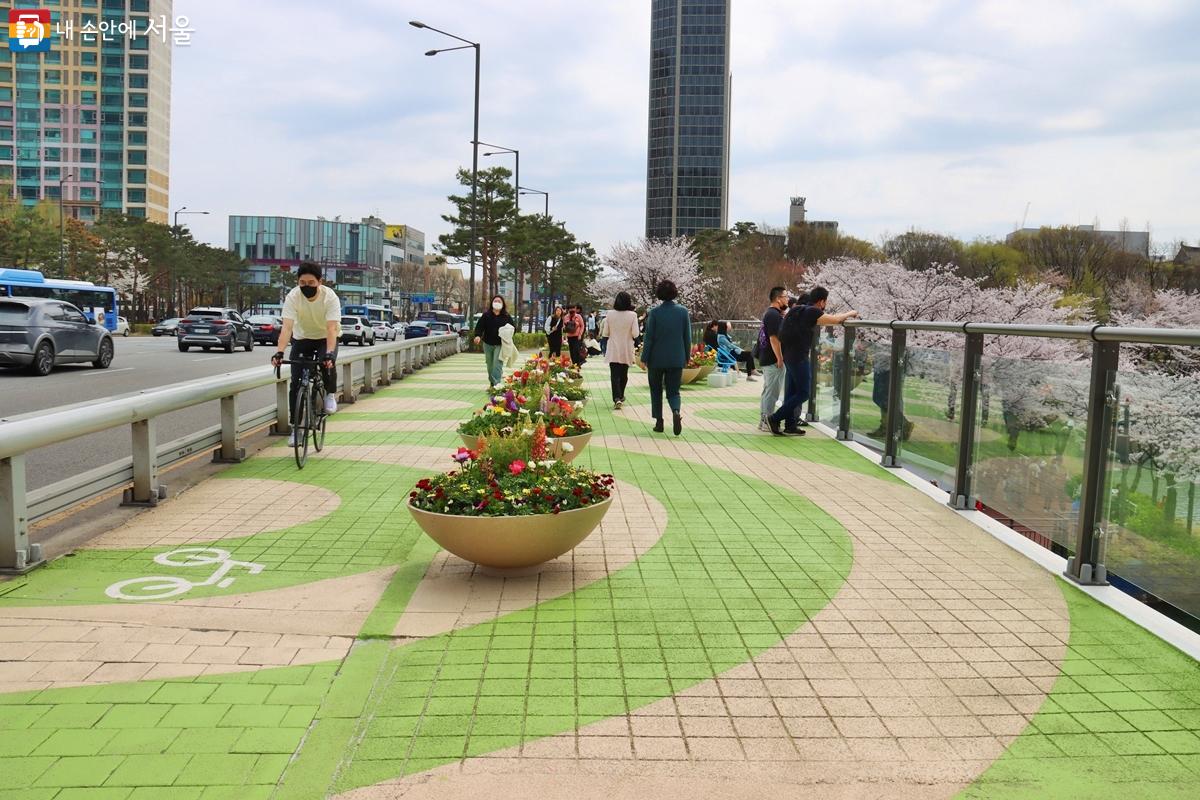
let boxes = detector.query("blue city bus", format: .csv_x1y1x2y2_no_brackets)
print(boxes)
342,303,393,325
0,268,119,331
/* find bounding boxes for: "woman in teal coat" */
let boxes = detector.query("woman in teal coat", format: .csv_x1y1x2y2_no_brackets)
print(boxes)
639,279,691,435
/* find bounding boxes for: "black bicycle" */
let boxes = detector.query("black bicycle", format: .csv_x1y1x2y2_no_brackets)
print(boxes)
275,357,330,469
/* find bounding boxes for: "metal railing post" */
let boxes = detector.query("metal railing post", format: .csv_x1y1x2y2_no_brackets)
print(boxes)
881,327,906,468
950,332,984,509
272,377,290,435
0,455,34,572
361,356,375,395
1065,339,1120,586
341,362,355,404
214,395,245,463
836,327,855,440
123,418,160,506
805,338,820,423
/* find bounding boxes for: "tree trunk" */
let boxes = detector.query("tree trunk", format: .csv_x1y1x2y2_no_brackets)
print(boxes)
1163,473,1177,522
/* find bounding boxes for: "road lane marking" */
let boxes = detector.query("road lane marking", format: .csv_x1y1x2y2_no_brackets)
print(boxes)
80,367,135,376
191,356,222,362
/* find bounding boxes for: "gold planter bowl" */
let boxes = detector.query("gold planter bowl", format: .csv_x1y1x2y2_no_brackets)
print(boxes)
697,363,716,380
681,367,702,384
409,495,613,569
458,430,592,463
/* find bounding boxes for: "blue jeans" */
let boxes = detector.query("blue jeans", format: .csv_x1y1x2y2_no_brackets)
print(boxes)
770,359,811,428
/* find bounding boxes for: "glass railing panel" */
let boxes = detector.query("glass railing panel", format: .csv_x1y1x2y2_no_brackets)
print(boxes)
813,335,837,423
1103,364,1200,621
895,344,963,492
971,355,1091,553
849,338,890,451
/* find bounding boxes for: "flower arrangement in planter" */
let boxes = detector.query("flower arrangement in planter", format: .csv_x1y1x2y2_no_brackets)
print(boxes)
457,386,593,462
407,426,615,570
684,344,716,383
499,359,588,403
525,353,582,383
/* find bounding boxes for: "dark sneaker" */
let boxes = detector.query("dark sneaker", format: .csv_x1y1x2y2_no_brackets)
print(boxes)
783,427,807,436
673,413,682,436
767,418,786,436
653,418,664,433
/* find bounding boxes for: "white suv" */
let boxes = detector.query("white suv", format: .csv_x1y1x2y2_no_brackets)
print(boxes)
339,316,376,346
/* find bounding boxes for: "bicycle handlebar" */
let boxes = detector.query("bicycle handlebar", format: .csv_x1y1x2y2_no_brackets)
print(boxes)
273,356,330,380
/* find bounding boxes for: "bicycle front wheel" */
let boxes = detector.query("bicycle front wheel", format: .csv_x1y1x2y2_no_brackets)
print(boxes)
293,381,311,469
312,391,327,452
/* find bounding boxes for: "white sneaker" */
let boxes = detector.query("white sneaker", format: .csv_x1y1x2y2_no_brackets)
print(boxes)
324,394,338,415
757,417,767,431
746,375,758,382
288,430,300,447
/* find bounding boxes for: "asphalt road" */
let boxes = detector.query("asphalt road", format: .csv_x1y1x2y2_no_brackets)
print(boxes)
1,334,395,491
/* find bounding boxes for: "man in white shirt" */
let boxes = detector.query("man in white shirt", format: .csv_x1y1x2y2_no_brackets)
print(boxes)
270,262,342,444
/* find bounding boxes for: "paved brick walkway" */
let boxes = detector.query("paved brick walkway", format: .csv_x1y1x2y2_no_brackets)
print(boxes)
1,354,1198,799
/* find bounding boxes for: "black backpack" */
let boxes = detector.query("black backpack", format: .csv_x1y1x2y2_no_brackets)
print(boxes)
779,305,809,352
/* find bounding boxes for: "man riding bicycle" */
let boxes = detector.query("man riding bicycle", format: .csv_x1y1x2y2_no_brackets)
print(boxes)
270,261,341,445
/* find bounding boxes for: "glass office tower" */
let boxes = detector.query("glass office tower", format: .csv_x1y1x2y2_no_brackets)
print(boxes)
0,0,173,224
645,0,731,239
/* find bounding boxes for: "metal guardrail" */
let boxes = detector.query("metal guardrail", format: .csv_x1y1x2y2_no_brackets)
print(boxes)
827,319,1200,589
0,334,460,573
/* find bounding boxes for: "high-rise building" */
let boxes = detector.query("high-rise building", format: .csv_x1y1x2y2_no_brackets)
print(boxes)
645,0,731,239
228,215,386,307
0,0,174,224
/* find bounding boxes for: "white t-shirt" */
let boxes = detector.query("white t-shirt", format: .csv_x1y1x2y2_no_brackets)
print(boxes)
282,285,341,341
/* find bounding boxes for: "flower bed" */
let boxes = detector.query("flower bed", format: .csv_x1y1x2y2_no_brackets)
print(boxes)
458,387,592,461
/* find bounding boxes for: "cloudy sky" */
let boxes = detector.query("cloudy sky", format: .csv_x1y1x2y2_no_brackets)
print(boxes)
173,0,1200,263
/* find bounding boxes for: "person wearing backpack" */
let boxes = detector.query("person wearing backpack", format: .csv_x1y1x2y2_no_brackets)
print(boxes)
767,286,858,436
757,287,790,430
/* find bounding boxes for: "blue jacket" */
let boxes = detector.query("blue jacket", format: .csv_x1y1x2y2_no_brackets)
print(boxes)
641,300,691,370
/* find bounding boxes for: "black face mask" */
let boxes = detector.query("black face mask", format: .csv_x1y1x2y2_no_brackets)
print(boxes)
300,285,318,299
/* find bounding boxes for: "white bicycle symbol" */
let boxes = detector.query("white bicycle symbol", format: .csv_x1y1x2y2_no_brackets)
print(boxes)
105,547,266,601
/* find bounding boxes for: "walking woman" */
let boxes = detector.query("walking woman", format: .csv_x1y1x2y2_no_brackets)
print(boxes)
604,291,639,410
473,295,514,387
639,280,690,435
544,305,564,357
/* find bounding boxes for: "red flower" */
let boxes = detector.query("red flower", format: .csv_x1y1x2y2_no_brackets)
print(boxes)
509,459,526,476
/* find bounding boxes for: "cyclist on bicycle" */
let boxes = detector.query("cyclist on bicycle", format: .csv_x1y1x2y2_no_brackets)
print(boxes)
271,261,341,445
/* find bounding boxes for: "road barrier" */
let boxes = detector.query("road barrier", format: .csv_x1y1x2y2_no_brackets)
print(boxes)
0,335,460,573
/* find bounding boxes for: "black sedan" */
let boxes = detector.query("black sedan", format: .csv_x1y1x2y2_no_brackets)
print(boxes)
246,314,283,346
152,317,181,336
0,297,115,376
404,321,430,339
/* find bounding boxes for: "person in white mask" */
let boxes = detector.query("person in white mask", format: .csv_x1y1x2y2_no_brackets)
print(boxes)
473,295,515,386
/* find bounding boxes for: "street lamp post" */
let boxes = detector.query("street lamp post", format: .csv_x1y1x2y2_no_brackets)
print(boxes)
481,142,519,311
412,20,481,322
58,173,79,273
517,187,550,327
171,208,210,315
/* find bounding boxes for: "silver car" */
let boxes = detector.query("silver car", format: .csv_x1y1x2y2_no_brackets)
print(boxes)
0,297,116,376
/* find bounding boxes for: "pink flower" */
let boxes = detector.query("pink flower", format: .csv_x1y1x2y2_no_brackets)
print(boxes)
509,460,526,476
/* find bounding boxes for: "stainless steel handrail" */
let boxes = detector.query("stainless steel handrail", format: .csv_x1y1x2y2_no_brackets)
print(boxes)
830,319,1200,591
0,334,459,572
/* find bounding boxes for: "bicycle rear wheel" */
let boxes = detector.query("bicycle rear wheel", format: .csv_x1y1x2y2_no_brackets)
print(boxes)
292,381,311,469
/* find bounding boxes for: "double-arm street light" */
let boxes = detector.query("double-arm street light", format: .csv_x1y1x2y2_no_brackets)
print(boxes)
173,206,210,229
412,19,480,319
480,141,519,213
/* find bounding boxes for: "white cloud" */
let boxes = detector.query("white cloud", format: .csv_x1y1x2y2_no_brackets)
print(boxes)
171,0,1200,259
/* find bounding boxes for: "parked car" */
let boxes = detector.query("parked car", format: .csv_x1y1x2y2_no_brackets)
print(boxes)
340,316,376,346
428,322,454,336
246,314,283,346
152,317,181,337
177,307,254,353
372,320,397,342
0,297,115,376
404,321,430,339
114,316,131,337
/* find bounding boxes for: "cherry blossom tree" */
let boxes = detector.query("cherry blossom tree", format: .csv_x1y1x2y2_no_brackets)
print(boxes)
1110,282,1200,374
602,237,717,313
